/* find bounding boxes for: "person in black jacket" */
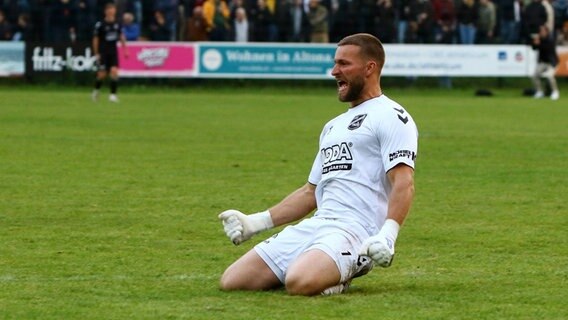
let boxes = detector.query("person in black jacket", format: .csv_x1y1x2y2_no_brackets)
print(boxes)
531,25,559,100
523,0,547,43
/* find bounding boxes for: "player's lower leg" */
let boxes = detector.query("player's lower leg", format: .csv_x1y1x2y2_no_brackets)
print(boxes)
109,67,120,102
92,79,103,101
532,75,543,99
546,74,559,100
109,78,119,102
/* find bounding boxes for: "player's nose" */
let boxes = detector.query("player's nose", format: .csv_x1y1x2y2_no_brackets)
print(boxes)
331,64,340,77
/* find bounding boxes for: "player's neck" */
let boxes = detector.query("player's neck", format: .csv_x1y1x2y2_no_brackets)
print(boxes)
350,88,383,108
105,16,115,23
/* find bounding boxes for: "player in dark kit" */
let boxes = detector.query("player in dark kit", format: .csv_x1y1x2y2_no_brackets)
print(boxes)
531,25,559,100
92,3,128,103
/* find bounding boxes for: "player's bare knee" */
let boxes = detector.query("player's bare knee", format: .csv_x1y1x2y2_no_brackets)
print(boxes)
219,269,240,291
285,274,320,296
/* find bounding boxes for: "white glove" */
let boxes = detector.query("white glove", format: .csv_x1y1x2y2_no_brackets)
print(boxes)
218,209,274,245
358,219,400,267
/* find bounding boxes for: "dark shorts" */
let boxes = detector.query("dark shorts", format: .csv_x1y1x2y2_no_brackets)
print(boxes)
97,52,119,71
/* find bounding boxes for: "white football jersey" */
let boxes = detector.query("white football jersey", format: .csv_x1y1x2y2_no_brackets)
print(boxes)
308,95,418,235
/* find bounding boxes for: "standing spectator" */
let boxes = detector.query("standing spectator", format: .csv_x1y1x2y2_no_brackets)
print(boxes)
330,0,356,42
186,5,208,40
476,0,496,43
396,0,411,43
3,0,30,26
124,0,143,26
432,0,456,43
282,0,310,42
307,0,328,42
251,0,277,41
154,0,179,41
149,10,171,40
457,0,478,44
374,0,396,43
122,12,140,40
76,0,96,42
523,0,547,43
0,9,13,40
357,0,376,33
233,6,248,41
12,12,31,40
406,0,435,43
531,25,559,100
115,0,128,16
50,0,77,43
203,0,230,40
498,0,522,44
433,0,455,87
28,0,49,41
229,0,247,21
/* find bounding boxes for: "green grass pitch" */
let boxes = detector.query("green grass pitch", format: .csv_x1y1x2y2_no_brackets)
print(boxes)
0,85,566,319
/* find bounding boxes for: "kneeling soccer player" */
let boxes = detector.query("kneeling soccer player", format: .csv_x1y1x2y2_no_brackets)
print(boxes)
218,33,419,296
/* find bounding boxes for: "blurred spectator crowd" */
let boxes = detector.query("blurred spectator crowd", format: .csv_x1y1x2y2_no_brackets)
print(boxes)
0,0,567,45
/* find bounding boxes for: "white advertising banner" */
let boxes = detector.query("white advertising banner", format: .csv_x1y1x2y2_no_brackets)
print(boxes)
382,44,537,77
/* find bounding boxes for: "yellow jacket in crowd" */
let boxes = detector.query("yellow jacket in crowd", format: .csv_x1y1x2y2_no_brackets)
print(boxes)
202,0,231,31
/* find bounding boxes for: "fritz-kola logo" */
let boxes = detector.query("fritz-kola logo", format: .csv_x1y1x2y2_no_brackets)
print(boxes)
321,142,353,174
348,114,367,130
32,47,97,72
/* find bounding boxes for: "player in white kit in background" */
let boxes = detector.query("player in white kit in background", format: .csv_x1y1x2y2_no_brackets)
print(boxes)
218,33,419,296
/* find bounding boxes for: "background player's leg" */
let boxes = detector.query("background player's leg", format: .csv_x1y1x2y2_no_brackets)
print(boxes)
532,63,545,98
109,67,119,102
285,249,341,296
92,70,107,101
543,64,559,100
220,249,281,291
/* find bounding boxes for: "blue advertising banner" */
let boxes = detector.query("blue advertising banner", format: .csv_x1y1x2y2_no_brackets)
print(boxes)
198,43,336,79
0,42,25,76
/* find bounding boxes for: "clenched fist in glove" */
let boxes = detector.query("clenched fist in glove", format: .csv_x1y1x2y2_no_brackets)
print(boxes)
218,209,274,245
358,219,400,267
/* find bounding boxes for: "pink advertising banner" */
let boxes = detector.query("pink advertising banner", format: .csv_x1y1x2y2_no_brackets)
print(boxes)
118,42,196,77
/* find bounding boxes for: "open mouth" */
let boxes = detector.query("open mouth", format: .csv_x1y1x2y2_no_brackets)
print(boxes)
337,80,348,92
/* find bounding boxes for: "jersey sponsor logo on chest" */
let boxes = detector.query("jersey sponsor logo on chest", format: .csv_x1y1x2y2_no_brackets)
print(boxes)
321,142,353,174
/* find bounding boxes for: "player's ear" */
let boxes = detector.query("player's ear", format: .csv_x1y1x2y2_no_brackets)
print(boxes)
366,61,376,77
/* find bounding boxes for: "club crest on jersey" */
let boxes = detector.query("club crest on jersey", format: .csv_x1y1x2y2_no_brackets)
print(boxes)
348,114,367,130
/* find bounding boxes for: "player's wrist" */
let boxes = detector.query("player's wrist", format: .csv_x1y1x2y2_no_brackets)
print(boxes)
377,219,400,244
249,210,274,233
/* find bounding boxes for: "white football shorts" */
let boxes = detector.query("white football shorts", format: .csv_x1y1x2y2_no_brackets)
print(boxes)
254,216,372,283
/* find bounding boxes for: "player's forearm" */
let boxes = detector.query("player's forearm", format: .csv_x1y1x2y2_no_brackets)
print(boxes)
268,183,317,227
386,167,415,226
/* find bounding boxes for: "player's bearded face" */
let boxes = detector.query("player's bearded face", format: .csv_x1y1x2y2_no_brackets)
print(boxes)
333,45,367,103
